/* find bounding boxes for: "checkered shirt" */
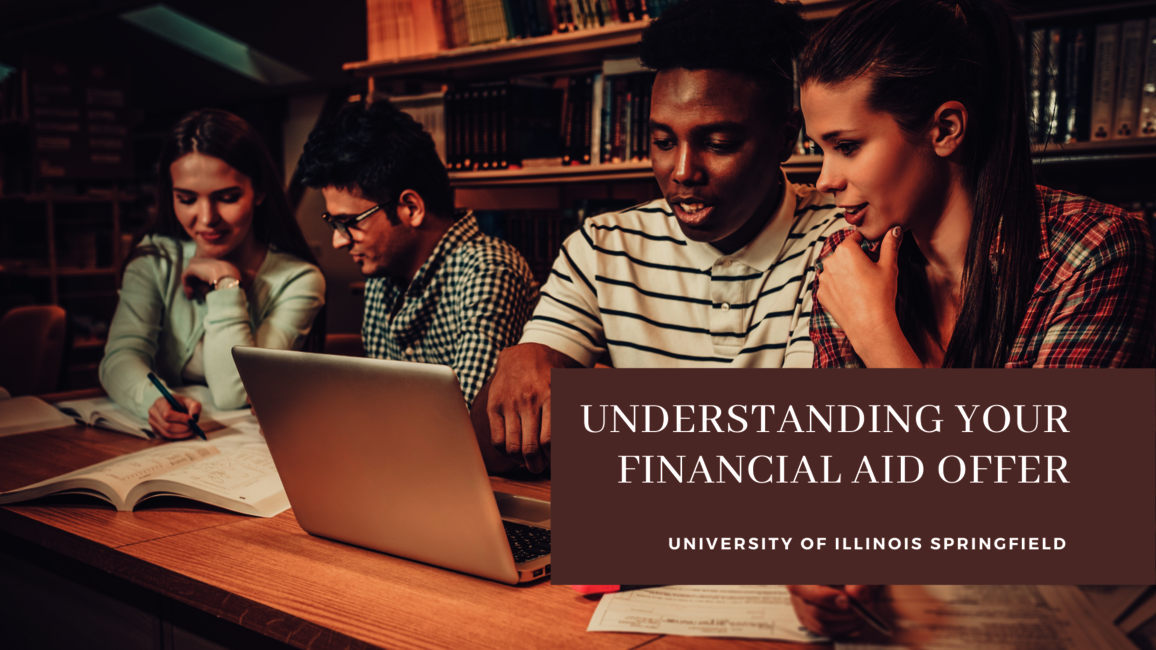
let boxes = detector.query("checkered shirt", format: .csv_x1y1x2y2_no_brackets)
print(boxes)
811,186,1156,367
362,213,538,405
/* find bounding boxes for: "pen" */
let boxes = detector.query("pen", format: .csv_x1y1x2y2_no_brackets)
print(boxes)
570,585,662,595
827,585,893,637
147,372,207,441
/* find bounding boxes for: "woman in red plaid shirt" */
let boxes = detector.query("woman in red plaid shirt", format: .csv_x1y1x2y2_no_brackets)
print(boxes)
796,0,1155,371
787,0,1155,637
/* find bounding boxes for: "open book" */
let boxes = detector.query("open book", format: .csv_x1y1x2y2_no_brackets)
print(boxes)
0,396,79,438
0,425,289,517
56,385,252,439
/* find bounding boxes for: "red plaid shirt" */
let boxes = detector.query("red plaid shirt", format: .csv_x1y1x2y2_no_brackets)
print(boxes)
811,186,1156,368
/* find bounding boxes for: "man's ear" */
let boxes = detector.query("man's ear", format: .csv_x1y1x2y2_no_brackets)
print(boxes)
779,106,802,163
930,101,967,158
398,189,426,228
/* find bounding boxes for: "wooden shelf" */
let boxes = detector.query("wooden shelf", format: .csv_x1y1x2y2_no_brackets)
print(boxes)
448,156,823,187
345,1,849,80
1032,138,1156,164
1019,0,1156,21
346,21,651,79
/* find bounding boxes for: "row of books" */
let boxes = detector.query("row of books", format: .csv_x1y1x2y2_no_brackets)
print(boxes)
441,58,655,170
1026,16,1156,144
367,0,676,61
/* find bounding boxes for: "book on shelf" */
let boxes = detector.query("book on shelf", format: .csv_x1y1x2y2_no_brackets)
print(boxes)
1027,14,1154,145
445,79,563,170
0,427,290,517
1029,27,1047,143
391,90,448,164
1091,23,1121,141
55,384,252,439
363,0,675,62
1061,25,1094,143
600,57,654,165
1138,17,1156,137
1113,19,1147,138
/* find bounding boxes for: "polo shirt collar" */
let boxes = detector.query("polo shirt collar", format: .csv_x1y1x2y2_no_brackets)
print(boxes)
682,170,797,273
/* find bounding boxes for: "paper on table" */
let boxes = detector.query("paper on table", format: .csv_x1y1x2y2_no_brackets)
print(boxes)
0,396,77,437
1080,585,1152,623
587,585,827,643
836,585,1137,650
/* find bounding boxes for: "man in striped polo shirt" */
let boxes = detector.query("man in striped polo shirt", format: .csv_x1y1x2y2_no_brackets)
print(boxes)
473,0,848,473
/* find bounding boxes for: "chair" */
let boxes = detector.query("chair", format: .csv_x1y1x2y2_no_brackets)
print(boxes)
324,333,365,358
0,305,68,396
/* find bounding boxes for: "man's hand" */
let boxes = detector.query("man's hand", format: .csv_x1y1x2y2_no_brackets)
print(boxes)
786,584,883,638
484,343,580,473
148,395,203,440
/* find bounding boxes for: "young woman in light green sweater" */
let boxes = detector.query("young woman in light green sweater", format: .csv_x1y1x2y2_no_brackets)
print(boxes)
101,109,325,438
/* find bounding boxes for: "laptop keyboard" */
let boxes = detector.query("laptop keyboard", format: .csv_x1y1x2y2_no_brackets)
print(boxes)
503,521,551,564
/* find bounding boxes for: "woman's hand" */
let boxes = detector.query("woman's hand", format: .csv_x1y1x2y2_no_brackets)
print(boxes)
816,227,919,367
148,395,203,440
182,257,241,299
786,584,883,638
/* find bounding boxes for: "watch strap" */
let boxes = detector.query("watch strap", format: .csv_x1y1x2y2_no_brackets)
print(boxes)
211,276,241,292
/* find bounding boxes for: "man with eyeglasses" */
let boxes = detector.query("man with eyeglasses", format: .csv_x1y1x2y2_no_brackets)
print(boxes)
296,100,538,413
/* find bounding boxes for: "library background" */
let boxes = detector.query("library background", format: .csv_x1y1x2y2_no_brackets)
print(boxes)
0,0,1154,393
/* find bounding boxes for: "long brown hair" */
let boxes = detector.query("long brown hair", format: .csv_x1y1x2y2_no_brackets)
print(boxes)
127,108,326,351
799,0,1039,367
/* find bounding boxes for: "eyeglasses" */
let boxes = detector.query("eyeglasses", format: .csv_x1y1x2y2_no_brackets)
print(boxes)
321,202,390,239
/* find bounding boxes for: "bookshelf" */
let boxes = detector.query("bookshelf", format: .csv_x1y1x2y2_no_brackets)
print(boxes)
0,184,132,304
345,0,1156,257
345,2,852,81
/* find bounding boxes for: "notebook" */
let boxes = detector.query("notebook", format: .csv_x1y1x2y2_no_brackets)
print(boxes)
56,385,252,439
0,396,77,437
232,347,552,584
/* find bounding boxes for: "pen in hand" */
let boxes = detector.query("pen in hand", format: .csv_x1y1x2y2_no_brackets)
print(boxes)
147,372,207,441
827,585,893,637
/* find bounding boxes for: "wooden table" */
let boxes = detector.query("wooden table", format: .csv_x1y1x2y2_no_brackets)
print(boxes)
0,421,819,650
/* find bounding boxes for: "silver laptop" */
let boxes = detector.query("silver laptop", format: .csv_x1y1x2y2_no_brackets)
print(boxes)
232,347,551,585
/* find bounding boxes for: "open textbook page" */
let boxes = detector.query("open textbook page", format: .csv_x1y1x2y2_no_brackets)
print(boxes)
588,585,826,643
0,426,288,517
56,384,252,439
836,585,1136,650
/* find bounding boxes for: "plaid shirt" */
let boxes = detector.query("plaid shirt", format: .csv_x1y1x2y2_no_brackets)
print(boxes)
811,187,1156,368
363,213,538,405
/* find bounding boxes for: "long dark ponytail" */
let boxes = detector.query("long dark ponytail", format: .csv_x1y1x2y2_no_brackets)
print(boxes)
128,109,326,352
799,0,1039,367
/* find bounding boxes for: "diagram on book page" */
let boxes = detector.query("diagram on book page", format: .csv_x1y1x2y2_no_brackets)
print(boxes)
83,444,220,497
158,438,284,504
836,585,1136,650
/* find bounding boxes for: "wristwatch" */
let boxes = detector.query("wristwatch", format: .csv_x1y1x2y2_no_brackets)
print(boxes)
210,276,241,292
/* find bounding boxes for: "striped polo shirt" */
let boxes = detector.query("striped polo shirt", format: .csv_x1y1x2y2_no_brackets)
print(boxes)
519,178,846,367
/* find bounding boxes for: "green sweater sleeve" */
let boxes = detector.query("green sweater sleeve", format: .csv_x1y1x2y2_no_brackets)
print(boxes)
202,262,326,409
99,251,171,420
